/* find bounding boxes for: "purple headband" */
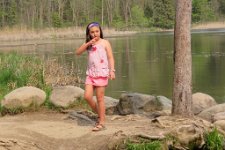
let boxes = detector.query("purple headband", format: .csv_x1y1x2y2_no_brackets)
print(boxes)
88,22,99,29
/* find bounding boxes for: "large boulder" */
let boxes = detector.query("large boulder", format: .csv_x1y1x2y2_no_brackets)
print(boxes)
93,96,119,115
212,112,225,123
116,93,172,115
197,104,225,122
214,120,225,131
116,93,155,115
192,92,217,115
1,86,46,109
143,95,172,112
49,86,84,107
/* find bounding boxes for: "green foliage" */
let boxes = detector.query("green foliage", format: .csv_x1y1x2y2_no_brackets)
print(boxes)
52,12,62,28
192,0,215,23
0,0,223,29
204,127,224,150
218,0,225,14
131,5,149,27
0,52,47,99
126,140,162,150
6,1,17,26
112,15,126,30
0,107,24,116
152,0,175,29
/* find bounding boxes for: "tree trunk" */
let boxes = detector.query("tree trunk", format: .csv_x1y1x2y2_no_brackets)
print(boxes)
172,0,193,117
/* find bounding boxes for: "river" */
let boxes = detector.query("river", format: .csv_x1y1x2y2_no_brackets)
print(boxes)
0,29,225,103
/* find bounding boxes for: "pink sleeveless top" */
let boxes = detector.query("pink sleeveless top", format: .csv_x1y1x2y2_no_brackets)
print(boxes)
86,42,109,78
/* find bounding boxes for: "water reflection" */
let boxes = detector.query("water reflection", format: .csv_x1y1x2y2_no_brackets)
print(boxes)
0,29,225,103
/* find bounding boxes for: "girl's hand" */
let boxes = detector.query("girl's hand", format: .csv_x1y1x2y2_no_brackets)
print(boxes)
88,37,98,46
109,71,115,80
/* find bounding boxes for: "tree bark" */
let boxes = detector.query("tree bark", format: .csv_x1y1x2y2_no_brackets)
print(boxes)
172,0,193,117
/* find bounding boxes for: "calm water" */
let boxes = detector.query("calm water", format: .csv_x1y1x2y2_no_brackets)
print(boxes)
1,29,225,103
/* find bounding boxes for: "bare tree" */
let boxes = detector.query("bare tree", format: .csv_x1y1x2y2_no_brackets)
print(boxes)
172,0,193,117
121,0,132,27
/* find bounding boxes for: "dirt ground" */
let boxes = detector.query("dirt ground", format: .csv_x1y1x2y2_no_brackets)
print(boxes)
0,110,166,150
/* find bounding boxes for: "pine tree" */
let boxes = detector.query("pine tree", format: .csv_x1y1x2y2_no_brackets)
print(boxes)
153,0,175,29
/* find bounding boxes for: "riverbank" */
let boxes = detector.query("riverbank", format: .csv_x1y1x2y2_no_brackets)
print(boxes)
0,22,225,42
0,26,138,42
192,21,225,30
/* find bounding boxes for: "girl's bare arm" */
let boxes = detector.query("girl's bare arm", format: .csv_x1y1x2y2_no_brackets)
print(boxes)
75,38,97,55
105,40,115,79
75,43,89,55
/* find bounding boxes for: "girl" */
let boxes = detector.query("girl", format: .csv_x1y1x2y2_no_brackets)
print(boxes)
76,22,115,131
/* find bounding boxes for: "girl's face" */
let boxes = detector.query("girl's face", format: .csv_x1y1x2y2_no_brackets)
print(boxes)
89,26,101,40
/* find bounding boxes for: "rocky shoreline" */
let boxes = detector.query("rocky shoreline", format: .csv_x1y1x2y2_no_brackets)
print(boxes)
1,86,225,149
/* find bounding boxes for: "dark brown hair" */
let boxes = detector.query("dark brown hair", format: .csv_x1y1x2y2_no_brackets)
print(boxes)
85,22,103,43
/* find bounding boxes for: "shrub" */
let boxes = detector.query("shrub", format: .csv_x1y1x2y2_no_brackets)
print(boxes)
126,140,162,150
204,127,224,150
0,52,46,99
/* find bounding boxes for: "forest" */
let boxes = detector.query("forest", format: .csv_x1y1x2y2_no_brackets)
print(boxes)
0,0,225,30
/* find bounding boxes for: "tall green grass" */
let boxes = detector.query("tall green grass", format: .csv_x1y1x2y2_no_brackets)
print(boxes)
0,52,46,100
204,127,224,150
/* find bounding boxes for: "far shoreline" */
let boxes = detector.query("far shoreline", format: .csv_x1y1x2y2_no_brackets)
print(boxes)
0,22,225,43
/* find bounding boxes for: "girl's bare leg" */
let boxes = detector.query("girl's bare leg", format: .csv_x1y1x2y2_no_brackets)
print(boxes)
84,84,98,114
95,86,105,125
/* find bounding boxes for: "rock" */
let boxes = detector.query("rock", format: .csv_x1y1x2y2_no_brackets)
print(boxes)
93,96,119,115
192,92,217,115
116,93,155,115
212,112,225,122
68,111,95,126
1,86,46,109
116,93,172,115
143,96,172,112
50,86,84,107
197,104,225,122
214,120,225,131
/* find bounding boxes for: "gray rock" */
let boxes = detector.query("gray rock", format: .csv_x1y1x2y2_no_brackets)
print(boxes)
68,111,95,126
50,86,84,107
1,86,46,109
116,93,155,115
192,92,217,115
212,112,225,122
93,96,119,115
143,96,172,112
116,93,172,116
197,103,225,122
214,120,225,131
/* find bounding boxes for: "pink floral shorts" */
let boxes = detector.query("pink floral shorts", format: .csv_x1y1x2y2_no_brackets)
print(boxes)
85,76,108,87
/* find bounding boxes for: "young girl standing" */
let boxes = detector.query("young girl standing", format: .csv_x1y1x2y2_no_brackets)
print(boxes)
76,22,115,131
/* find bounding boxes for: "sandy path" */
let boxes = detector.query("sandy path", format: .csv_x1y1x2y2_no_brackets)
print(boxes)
0,111,159,150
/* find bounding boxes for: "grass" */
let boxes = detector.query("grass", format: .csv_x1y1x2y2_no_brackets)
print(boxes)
123,129,225,150
204,127,224,150
126,140,162,150
0,52,46,98
0,52,82,114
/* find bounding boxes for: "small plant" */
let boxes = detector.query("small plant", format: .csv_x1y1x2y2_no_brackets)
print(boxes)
0,107,24,116
204,127,224,150
126,140,162,150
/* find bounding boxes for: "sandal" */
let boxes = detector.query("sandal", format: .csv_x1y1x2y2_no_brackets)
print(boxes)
92,124,106,132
